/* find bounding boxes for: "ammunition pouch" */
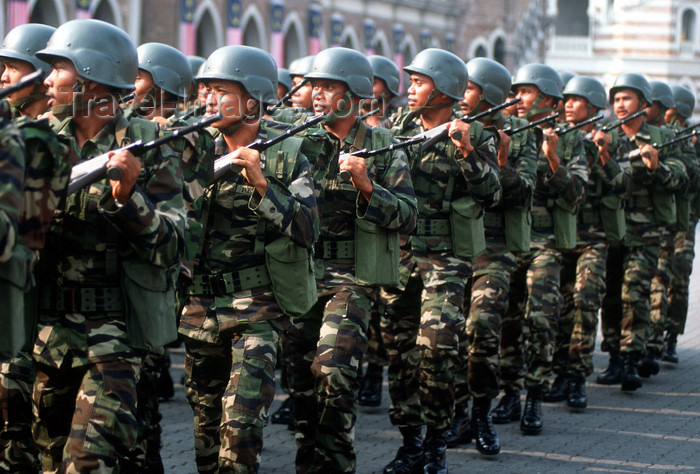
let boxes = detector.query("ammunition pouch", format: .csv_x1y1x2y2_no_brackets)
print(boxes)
504,208,532,253
355,219,400,286
553,200,577,249
599,195,626,244
652,192,677,226
449,197,485,259
265,237,317,316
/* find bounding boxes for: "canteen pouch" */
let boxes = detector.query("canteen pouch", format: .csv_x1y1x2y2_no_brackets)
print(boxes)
265,236,317,316
450,197,485,259
355,218,400,286
553,199,577,249
652,191,677,226
121,260,177,350
504,207,531,253
600,195,627,245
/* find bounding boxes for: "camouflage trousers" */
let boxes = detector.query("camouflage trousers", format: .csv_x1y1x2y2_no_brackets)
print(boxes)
184,319,283,474
553,241,608,379
648,230,675,357
0,351,39,473
502,247,562,393
600,243,660,357
380,249,470,430
285,278,375,473
666,223,697,335
136,348,168,473
363,298,389,368
463,247,518,401
32,356,143,473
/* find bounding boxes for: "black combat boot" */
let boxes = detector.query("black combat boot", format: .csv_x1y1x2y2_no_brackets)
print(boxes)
383,426,424,474
491,389,521,424
621,355,642,392
542,374,570,402
662,332,679,363
637,349,660,378
423,428,448,474
359,363,383,407
596,352,623,385
271,395,294,425
566,376,587,410
519,390,543,435
445,402,470,448
470,398,500,455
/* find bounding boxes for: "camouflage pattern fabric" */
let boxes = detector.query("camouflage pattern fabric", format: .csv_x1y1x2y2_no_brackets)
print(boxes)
648,230,674,357
666,223,697,334
285,118,417,473
32,109,186,470
179,120,318,473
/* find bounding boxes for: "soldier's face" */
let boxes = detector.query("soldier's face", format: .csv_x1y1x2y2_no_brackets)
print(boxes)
407,73,435,109
645,102,662,123
134,69,156,102
373,78,389,100
665,107,681,124
564,95,589,123
311,79,352,116
613,90,642,119
0,59,36,101
45,59,79,107
515,85,541,118
460,81,483,115
205,80,257,129
503,93,518,117
291,76,312,108
277,84,289,101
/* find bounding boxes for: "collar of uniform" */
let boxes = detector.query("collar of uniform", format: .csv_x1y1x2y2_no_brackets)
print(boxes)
60,108,123,160
632,121,652,143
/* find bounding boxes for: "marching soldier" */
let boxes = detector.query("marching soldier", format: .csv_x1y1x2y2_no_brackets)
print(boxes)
546,76,631,409
277,67,293,105
362,55,401,129
597,73,687,391
178,45,318,473
31,19,186,471
284,47,417,473
381,48,500,472
499,63,587,434
453,57,537,454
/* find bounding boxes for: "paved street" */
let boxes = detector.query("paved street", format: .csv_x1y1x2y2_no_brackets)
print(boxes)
160,236,700,473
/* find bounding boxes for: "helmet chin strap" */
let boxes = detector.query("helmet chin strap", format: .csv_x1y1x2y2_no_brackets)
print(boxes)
8,81,47,112
524,93,555,120
408,89,453,116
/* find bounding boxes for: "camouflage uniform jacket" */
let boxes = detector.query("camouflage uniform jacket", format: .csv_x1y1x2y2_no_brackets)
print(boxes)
531,123,588,246
301,117,417,282
178,120,319,338
613,121,688,246
269,107,313,126
391,107,501,253
34,109,186,367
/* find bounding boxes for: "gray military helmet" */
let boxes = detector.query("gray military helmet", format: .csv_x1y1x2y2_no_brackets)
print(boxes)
0,23,55,72
368,55,401,97
137,43,192,98
36,19,137,91
671,85,696,118
649,80,675,109
277,68,293,91
305,47,374,99
608,72,652,106
288,55,315,78
563,75,607,110
511,63,563,100
403,48,467,101
559,71,575,88
187,55,206,86
466,57,511,106
197,45,278,105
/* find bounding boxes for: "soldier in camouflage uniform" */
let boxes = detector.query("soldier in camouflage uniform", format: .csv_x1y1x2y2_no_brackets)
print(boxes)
270,55,315,126
380,49,500,473
449,57,537,455
496,64,587,435
30,20,186,472
178,45,318,474
357,54,403,410
0,23,77,473
598,73,687,391
661,85,700,363
283,47,417,473
546,76,632,410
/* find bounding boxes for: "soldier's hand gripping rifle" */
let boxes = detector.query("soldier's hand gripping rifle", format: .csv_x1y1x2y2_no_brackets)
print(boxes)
674,121,700,136
67,112,222,195
628,128,700,159
211,113,327,182
0,69,46,101
552,114,605,136
596,109,647,146
502,112,559,136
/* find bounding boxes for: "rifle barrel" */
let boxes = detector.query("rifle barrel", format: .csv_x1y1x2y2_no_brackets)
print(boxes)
0,69,45,100
503,113,559,136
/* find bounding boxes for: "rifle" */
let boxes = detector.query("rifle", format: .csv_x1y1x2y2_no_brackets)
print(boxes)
674,121,700,136
118,92,136,105
360,108,382,120
629,128,700,159
503,112,559,136
596,109,647,145
271,79,308,109
337,97,522,181
0,69,45,100
67,112,222,195
211,113,327,182
181,104,206,120
554,114,604,136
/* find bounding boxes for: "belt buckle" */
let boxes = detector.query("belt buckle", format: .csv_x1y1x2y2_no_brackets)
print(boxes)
210,274,227,296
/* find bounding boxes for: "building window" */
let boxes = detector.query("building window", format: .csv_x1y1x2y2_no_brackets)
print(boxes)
556,0,589,36
243,16,262,49
494,37,505,64
197,10,218,57
682,9,697,43
30,0,60,26
475,45,487,57
93,0,116,25
284,22,302,67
